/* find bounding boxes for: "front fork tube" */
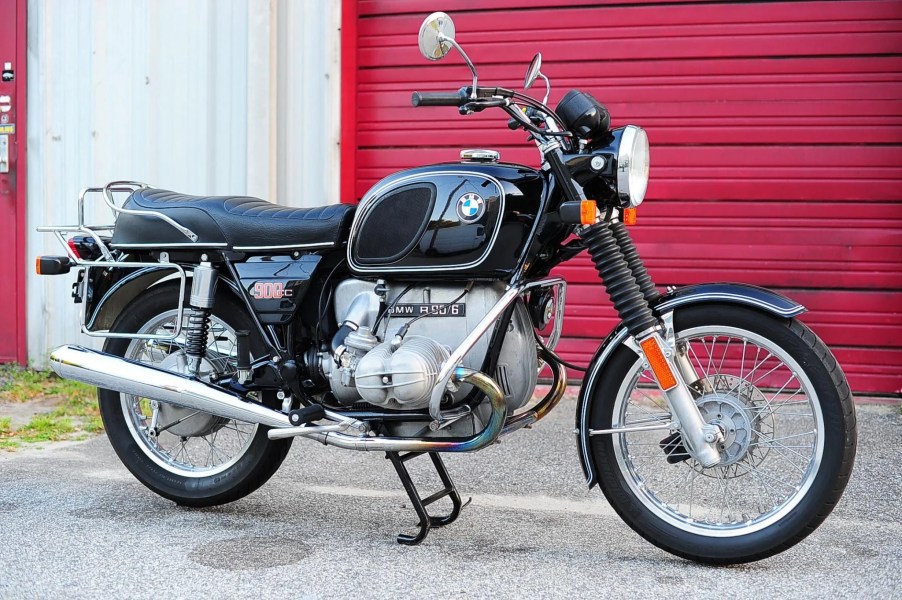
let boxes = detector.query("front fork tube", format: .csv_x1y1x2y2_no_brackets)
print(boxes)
637,332,722,467
578,220,722,467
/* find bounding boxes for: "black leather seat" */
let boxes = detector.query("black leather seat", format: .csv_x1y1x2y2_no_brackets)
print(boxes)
110,189,355,250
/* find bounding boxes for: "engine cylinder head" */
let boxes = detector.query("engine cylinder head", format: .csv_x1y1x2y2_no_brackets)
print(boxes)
355,336,450,409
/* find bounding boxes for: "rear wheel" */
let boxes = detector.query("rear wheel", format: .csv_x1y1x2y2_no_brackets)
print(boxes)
588,304,856,564
98,284,292,507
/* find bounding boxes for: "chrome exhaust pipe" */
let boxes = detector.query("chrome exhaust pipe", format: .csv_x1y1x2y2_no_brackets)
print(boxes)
48,345,291,429
501,349,567,436
50,345,506,453
269,367,506,453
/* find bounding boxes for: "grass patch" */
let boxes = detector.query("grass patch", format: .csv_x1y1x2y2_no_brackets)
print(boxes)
0,366,101,451
0,416,17,450
18,414,76,442
0,365,95,404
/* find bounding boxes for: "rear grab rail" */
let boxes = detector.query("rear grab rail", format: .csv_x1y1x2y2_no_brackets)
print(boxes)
37,181,189,341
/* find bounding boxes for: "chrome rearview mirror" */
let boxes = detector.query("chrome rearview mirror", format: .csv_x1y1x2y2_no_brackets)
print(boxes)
417,12,479,99
418,12,455,61
524,53,542,89
523,52,551,105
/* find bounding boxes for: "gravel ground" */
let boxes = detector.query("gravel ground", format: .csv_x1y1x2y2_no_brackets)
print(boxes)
0,399,899,599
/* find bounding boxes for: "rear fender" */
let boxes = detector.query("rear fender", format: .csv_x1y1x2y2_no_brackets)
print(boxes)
87,266,241,332
574,282,805,487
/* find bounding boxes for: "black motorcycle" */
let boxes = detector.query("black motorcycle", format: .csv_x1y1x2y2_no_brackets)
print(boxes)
36,12,856,563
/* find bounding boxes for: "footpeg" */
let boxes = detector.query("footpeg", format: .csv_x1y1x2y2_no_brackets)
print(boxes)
659,432,691,464
288,404,325,426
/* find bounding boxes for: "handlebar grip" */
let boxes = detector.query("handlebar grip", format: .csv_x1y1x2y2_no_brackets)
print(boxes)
411,89,467,107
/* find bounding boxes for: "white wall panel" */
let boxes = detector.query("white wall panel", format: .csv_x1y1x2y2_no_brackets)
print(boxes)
26,0,342,365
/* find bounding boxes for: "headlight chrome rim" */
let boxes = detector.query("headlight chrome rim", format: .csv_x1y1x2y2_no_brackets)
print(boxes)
617,125,650,208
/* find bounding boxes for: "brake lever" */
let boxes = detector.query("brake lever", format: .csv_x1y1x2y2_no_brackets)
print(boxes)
458,98,506,115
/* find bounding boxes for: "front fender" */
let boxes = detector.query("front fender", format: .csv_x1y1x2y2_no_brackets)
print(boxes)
574,282,805,487
655,282,805,318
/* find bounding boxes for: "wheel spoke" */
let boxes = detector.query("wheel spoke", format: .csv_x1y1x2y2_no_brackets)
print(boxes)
750,430,816,445
687,339,713,389
718,468,731,522
716,337,732,376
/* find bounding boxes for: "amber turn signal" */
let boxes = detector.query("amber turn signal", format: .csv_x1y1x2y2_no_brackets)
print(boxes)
36,256,73,276
639,335,678,390
580,200,598,225
623,208,637,225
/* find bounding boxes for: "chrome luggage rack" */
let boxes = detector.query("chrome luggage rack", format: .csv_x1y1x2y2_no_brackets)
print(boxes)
36,181,189,341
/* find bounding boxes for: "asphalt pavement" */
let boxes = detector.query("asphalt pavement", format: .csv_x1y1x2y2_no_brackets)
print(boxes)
0,399,899,599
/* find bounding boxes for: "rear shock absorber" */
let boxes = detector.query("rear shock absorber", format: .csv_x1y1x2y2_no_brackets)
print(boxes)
609,220,660,305
578,221,657,338
185,262,218,375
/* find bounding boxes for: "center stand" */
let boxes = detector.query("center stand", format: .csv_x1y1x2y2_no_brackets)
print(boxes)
385,451,469,545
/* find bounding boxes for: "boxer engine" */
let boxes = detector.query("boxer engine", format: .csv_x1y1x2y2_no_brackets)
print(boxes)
321,279,538,414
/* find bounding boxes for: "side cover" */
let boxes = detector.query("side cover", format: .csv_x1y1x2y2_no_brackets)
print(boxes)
233,255,321,325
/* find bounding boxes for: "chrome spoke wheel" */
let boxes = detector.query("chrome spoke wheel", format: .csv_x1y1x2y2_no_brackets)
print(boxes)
613,325,824,537
121,309,258,478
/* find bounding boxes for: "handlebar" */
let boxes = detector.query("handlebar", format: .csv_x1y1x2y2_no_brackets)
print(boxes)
411,86,516,107
410,85,571,140
411,89,468,107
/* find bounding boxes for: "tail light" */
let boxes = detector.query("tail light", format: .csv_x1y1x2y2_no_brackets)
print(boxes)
67,238,81,259
67,235,103,261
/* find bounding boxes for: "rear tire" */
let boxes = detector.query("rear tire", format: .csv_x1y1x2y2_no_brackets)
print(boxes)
587,304,856,564
98,283,292,507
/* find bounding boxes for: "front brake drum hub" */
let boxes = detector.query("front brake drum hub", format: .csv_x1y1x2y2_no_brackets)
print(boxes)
692,375,774,472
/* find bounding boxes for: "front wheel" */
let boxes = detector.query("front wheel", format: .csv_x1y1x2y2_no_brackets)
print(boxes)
587,304,856,564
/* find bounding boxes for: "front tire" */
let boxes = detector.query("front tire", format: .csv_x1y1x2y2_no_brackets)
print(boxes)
98,283,292,507
588,304,856,564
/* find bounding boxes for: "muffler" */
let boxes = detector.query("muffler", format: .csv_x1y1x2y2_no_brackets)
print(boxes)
48,345,291,429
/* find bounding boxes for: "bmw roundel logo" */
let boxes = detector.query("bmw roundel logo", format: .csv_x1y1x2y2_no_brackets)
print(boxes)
456,192,485,222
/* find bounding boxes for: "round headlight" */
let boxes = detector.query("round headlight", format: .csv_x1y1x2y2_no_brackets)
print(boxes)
617,125,650,207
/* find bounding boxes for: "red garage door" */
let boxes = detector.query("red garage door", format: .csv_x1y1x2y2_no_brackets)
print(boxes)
342,0,902,395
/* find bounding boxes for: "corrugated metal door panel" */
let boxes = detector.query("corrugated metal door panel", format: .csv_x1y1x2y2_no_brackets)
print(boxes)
351,0,902,394
361,0,898,17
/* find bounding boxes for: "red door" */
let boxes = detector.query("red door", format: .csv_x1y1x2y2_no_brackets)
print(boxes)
343,0,902,395
0,0,26,363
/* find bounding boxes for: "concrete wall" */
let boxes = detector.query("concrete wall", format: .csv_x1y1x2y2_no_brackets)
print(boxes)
25,0,342,364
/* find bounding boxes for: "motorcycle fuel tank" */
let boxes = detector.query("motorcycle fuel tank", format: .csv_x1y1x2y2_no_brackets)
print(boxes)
348,163,546,279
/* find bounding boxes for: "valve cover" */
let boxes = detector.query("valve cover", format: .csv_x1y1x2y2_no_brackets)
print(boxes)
354,336,450,409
